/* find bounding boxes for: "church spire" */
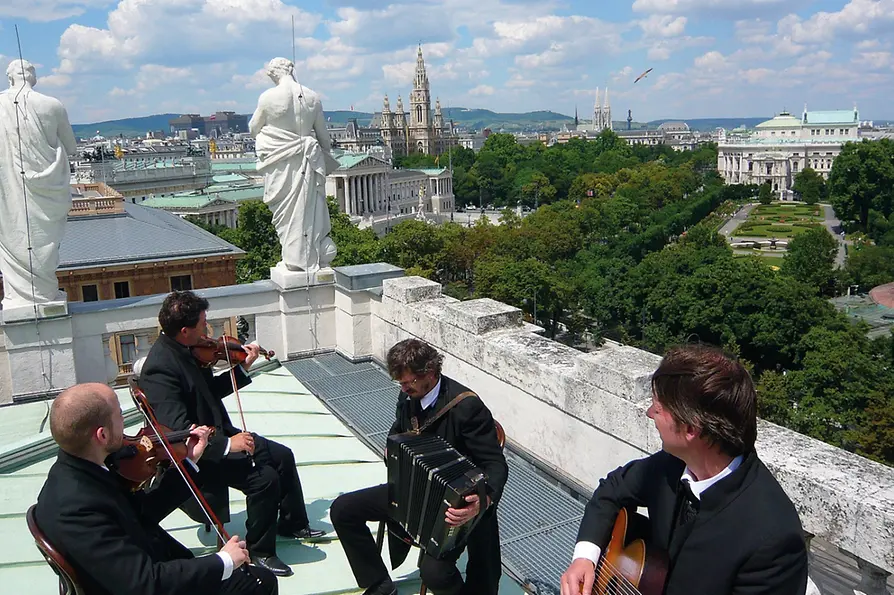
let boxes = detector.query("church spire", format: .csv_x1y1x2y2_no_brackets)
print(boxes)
414,44,429,91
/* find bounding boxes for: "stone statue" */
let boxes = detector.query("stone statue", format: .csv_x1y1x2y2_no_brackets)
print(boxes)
415,182,428,222
0,59,76,314
249,57,338,273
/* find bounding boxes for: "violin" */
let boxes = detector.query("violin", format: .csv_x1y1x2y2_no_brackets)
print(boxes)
106,423,215,491
191,335,275,368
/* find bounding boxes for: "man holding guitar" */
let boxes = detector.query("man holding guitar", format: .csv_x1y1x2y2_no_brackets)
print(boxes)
561,345,808,595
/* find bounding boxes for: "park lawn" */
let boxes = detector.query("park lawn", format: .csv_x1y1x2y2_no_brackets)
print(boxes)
734,222,821,238
750,203,823,221
734,252,785,269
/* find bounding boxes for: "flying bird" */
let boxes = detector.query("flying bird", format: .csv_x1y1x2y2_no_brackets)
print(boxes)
634,68,653,83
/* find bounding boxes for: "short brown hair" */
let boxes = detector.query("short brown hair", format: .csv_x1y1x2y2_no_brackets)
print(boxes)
651,345,757,456
158,290,208,337
50,383,116,456
387,339,443,378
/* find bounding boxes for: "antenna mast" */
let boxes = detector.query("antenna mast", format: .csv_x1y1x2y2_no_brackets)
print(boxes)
291,15,296,65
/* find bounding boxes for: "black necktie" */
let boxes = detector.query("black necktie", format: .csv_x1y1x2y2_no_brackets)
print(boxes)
678,480,700,526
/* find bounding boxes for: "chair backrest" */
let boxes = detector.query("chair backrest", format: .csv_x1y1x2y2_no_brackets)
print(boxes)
26,505,85,595
494,420,506,450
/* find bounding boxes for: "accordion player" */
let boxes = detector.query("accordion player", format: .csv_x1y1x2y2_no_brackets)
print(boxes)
386,432,489,559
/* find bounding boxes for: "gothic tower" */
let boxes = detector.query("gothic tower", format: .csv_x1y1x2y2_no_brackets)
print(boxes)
409,45,433,154
394,95,408,156
593,87,602,132
602,87,612,132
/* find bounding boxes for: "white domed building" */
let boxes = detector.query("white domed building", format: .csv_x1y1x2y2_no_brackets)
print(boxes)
717,107,861,199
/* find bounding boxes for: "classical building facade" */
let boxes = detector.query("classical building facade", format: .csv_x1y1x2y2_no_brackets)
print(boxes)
718,108,861,198
379,46,453,157
324,151,454,218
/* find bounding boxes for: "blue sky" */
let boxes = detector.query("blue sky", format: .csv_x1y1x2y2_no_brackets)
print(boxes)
1,0,892,124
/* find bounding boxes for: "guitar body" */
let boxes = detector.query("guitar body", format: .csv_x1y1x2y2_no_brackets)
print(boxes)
593,508,669,595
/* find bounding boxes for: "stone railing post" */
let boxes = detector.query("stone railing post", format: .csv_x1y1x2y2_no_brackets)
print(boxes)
855,557,891,595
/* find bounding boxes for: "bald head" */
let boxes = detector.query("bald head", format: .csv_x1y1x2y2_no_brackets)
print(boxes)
50,383,118,457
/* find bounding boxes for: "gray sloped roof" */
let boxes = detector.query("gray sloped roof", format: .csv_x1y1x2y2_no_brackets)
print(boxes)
59,202,244,269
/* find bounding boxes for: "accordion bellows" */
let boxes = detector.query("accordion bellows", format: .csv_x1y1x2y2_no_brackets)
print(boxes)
386,433,487,559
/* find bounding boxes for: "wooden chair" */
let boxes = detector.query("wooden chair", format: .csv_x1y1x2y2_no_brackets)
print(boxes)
26,505,85,595
376,420,506,595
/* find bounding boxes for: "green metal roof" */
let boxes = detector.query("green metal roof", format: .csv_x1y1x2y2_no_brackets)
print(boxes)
335,153,372,169
804,110,859,125
410,168,449,175
210,161,258,173
142,186,265,209
755,114,802,129
212,173,253,184
0,366,530,594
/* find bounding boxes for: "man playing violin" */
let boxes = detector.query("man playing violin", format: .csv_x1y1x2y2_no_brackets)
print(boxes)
34,382,277,595
139,290,325,578
560,345,808,595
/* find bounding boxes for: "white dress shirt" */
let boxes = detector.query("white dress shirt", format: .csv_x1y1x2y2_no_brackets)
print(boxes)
571,455,744,566
420,378,442,411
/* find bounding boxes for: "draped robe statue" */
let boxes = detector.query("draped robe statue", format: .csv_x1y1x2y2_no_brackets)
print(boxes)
249,58,338,273
0,59,76,313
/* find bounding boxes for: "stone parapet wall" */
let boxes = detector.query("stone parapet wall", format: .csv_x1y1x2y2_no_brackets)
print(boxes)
373,276,894,575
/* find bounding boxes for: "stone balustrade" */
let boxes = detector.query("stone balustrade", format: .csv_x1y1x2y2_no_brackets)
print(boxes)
1,266,891,593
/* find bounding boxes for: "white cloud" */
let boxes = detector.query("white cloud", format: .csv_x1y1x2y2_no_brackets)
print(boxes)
780,0,894,45
638,15,688,37
0,0,113,22
231,67,270,90
632,0,796,18
38,73,71,88
56,0,320,75
468,84,495,96
856,51,893,69
694,50,726,70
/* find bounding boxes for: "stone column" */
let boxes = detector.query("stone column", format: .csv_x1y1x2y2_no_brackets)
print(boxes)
366,175,372,214
344,176,352,215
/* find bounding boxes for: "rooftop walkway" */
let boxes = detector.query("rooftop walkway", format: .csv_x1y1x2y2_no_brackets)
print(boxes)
0,358,526,594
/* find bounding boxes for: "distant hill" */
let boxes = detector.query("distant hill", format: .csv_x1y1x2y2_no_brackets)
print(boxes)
72,113,180,138
74,111,883,139
647,118,767,132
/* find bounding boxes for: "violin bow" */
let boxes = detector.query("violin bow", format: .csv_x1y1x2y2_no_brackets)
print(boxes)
128,380,230,546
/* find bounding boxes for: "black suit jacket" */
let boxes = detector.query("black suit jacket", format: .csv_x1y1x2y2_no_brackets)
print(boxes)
140,333,251,463
34,450,223,595
577,450,808,595
386,375,509,571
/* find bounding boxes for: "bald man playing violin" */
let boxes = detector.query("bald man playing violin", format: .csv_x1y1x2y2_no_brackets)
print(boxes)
139,290,325,579
34,382,278,595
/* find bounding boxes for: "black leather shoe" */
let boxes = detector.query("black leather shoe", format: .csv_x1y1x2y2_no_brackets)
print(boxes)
278,526,327,540
249,555,293,577
362,578,397,595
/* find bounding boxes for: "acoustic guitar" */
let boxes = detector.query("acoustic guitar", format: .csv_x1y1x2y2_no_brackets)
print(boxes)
592,507,669,595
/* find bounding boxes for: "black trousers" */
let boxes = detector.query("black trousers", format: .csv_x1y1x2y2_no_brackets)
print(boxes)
220,565,278,595
218,434,309,557
330,484,502,595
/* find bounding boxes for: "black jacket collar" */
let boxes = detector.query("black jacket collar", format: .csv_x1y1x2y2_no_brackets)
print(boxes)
57,449,121,490
665,449,759,514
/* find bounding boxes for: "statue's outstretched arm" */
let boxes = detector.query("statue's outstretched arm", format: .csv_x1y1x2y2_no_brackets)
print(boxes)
57,103,77,156
249,98,267,138
313,101,332,153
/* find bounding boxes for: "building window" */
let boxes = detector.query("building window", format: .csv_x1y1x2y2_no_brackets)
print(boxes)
82,284,99,302
793,162,799,172
119,334,136,364
171,275,192,291
114,281,130,299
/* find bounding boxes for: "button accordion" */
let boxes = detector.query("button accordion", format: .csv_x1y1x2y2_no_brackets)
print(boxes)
386,432,487,559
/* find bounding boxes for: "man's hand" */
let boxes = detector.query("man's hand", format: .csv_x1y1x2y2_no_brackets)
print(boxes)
185,425,213,463
229,432,255,456
445,493,489,527
241,343,261,371
560,558,596,595
221,535,249,569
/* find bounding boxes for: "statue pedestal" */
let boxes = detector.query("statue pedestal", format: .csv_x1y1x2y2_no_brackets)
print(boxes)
270,262,335,290
1,295,69,324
